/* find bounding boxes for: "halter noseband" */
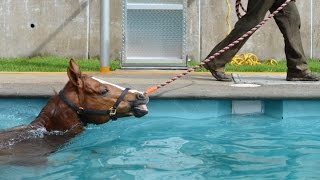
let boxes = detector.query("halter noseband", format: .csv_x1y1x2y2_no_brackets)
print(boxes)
59,88,131,124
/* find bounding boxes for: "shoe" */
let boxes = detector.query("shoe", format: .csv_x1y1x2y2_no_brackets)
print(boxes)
209,70,233,81
286,73,319,81
202,63,233,82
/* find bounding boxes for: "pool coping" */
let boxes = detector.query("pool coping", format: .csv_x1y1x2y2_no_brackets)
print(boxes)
0,71,319,99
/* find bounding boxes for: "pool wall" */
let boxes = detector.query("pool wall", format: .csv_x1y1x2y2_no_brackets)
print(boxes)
149,99,320,119
265,100,320,119
149,99,232,119
1,98,319,121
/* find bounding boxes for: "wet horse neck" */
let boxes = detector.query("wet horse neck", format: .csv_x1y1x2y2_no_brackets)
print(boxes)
30,93,84,133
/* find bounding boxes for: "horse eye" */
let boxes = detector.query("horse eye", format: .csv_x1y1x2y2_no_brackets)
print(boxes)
101,89,109,96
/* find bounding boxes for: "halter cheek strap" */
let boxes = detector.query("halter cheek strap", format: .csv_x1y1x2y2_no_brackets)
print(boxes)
59,88,130,124
109,88,131,117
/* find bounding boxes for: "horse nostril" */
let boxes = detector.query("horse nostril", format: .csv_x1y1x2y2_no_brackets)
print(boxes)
136,93,146,100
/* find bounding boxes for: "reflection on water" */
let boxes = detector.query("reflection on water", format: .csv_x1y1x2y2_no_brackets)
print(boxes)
0,99,320,179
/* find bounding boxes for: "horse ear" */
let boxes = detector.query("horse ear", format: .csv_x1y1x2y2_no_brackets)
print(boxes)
67,58,82,87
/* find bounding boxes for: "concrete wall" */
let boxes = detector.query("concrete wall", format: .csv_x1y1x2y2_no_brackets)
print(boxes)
314,0,320,58
0,0,90,58
0,0,319,61
198,0,315,60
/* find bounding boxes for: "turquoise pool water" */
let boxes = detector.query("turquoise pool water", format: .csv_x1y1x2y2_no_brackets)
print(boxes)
0,98,320,179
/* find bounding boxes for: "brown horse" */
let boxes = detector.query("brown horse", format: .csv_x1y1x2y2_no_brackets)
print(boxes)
0,59,149,166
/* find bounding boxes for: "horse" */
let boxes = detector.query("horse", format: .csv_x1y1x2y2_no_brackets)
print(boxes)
0,59,149,166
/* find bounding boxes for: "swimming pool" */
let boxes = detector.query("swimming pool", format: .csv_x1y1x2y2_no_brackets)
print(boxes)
0,98,320,179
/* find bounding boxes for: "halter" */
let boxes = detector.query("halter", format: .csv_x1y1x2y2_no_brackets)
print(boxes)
59,88,130,124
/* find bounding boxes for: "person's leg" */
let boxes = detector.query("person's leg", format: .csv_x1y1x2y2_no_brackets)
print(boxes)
204,0,276,81
271,0,318,81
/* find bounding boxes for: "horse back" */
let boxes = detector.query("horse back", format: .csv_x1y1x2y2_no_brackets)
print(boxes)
0,125,73,166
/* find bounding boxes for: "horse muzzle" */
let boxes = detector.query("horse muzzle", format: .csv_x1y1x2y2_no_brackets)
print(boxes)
132,93,149,118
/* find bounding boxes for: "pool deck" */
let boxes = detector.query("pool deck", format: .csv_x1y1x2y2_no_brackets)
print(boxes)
0,71,319,99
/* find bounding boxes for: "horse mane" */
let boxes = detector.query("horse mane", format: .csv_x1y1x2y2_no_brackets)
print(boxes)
30,95,60,128
30,81,80,129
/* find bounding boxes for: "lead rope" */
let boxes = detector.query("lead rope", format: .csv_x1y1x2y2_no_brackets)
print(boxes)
144,0,292,95
226,0,232,35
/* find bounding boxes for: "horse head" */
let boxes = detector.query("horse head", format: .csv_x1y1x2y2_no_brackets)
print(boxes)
0,59,149,166
59,59,149,125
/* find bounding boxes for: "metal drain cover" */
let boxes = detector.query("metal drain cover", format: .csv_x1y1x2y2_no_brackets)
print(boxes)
230,83,261,87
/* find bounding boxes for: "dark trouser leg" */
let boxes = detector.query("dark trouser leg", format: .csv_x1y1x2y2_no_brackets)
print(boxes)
271,1,310,75
205,0,276,71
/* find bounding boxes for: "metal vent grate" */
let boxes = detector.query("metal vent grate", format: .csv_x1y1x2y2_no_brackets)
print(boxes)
122,0,187,68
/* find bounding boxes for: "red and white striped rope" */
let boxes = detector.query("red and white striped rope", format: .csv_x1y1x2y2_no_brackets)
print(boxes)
145,0,292,95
